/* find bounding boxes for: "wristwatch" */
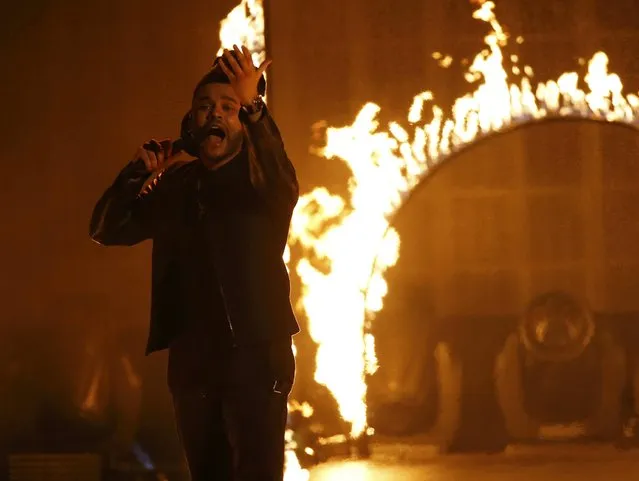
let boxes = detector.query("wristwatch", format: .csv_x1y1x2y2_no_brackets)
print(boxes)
242,95,265,115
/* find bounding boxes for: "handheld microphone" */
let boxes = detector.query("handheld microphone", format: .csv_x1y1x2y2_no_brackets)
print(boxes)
142,117,216,158
170,137,187,155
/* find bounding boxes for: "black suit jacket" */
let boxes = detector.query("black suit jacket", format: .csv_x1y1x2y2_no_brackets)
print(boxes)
89,109,300,354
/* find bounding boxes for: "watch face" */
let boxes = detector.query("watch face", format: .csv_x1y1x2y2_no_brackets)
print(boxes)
244,97,264,114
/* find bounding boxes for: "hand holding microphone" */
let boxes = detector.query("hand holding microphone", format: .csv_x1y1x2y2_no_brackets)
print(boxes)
135,113,221,172
136,139,177,173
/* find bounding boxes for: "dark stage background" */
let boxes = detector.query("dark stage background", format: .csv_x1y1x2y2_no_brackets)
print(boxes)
2,0,639,458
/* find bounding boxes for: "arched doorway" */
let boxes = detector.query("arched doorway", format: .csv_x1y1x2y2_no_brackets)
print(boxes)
367,119,639,451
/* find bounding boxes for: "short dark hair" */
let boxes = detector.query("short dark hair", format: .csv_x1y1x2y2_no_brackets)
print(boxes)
193,66,230,97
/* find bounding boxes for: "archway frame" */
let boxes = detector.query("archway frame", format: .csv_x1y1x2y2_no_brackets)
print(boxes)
362,116,639,326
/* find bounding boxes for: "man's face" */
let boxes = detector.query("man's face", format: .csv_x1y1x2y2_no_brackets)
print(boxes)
191,82,243,164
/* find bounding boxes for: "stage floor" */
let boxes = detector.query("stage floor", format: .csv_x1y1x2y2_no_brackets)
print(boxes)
309,444,639,481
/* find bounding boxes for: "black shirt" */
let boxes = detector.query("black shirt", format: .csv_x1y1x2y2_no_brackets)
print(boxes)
167,154,250,391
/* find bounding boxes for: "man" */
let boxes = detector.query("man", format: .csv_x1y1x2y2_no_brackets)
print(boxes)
89,45,300,480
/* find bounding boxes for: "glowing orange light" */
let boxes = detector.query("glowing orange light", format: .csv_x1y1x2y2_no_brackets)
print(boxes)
288,0,639,441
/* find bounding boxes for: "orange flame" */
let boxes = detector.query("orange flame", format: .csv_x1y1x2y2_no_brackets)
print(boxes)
218,0,269,102
218,0,265,63
288,0,639,439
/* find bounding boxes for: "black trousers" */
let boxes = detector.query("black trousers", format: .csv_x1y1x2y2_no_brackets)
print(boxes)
168,339,295,481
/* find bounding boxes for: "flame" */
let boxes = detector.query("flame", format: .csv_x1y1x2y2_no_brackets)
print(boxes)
218,2,307,478
283,449,310,481
217,0,268,101
218,0,265,63
288,0,639,439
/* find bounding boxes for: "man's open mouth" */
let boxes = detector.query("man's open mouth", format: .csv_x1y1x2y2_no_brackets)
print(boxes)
208,126,226,141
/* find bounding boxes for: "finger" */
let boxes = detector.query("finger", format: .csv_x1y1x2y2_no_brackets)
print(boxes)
240,45,254,64
257,59,272,77
138,148,154,172
149,151,160,171
147,139,164,169
240,45,255,68
235,45,254,72
223,49,243,76
156,148,165,168
147,139,166,162
219,59,236,80
144,139,161,153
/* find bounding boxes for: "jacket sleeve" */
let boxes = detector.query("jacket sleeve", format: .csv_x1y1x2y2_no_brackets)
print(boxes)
89,159,160,246
245,107,300,214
